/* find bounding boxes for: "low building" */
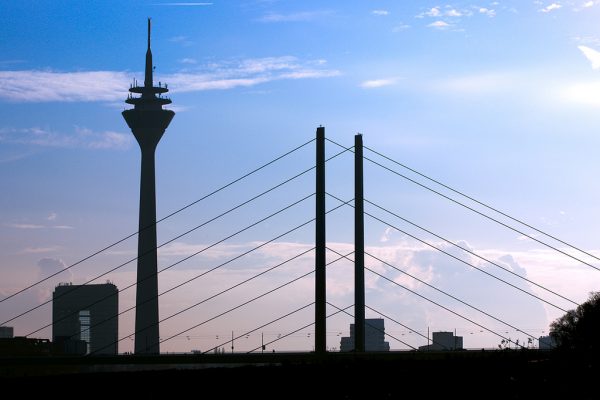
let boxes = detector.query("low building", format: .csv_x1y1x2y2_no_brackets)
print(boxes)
538,335,557,349
0,337,52,356
419,331,463,351
0,326,14,339
340,318,390,352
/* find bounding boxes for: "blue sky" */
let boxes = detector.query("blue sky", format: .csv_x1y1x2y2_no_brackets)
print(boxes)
1,0,600,353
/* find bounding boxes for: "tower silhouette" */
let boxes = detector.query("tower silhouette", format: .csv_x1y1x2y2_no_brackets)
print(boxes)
122,18,174,355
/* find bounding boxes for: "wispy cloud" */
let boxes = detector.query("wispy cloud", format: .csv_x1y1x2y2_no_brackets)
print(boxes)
179,58,198,64
0,57,339,102
371,10,389,16
169,35,194,46
392,23,411,32
583,1,596,8
434,73,511,94
478,7,496,17
560,80,600,107
418,5,495,22
0,59,26,66
578,45,600,69
155,2,212,5
428,20,450,29
0,126,132,150
5,223,44,229
419,7,442,17
161,56,340,92
0,70,130,102
5,222,74,230
539,3,562,12
258,10,333,22
20,246,61,254
360,78,398,89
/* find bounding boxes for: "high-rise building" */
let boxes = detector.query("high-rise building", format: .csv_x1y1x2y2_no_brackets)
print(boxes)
52,283,118,355
340,318,390,352
122,18,174,355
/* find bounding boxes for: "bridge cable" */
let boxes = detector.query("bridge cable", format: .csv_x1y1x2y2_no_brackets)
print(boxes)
325,138,599,272
364,144,600,264
326,192,568,313
363,253,541,345
204,302,315,354
88,268,315,355
40,197,353,340
154,250,354,350
365,198,578,307
87,207,353,355
0,138,316,304
327,247,528,349
246,304,355,353
324,301,416,350
10,189,315,329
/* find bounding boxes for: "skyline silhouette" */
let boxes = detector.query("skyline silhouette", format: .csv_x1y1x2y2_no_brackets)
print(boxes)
1,2,600,354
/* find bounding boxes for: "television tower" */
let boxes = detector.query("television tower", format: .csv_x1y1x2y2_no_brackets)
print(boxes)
122,18,174,354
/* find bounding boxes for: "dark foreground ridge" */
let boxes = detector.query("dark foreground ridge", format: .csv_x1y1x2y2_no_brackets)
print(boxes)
1,350,596,399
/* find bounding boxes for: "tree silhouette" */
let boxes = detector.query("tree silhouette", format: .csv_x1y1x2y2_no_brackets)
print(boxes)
550,291,600,351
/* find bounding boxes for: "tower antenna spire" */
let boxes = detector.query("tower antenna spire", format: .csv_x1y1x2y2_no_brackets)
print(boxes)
144,17,153,88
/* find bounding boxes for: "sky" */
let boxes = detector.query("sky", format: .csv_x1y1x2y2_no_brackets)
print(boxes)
1,0,600,354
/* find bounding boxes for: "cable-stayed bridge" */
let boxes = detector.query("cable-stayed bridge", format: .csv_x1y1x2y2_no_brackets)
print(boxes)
1,127,596,358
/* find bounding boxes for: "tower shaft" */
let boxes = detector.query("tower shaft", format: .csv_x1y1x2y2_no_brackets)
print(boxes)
134,147,159,354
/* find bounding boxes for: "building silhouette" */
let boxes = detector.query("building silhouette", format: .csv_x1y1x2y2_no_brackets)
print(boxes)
52,283,118,355
538,335,557,349
418,331,463,351
0,326,13,338
340,318,390,352
122,19,175,354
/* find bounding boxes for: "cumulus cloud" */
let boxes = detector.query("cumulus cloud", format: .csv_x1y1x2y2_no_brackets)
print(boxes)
37,257,73,283
578,45,600,69
0,126,132,150
4,233,590,352
0,57,339,103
